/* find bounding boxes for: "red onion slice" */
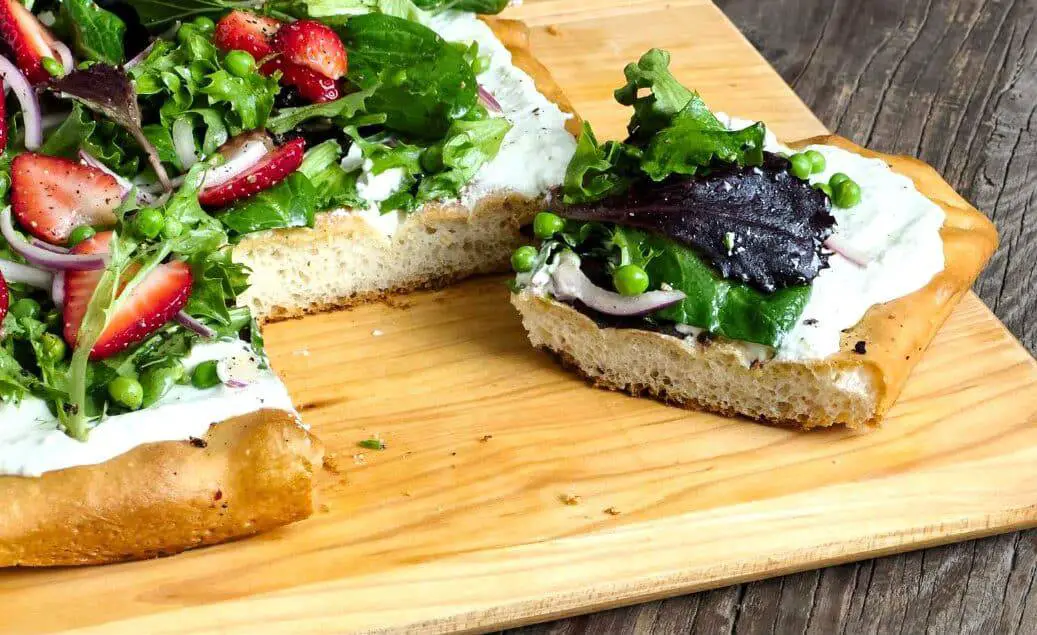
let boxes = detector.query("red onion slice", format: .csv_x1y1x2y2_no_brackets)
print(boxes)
478,85,502,113
50,40,73,74
201,138,271,189
0,258,52,289
1,207,107,271
124,40,156,70
0,55,41,150
51,271,65,308
550,252,686,317
824,236,872,267
175,311,216,339
31,237,69,254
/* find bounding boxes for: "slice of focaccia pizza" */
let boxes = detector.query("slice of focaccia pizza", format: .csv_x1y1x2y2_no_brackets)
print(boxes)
509,50,997,429
233,12,580,320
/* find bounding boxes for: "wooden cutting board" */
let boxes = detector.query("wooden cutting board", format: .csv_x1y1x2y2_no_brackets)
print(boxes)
5,1,1037,633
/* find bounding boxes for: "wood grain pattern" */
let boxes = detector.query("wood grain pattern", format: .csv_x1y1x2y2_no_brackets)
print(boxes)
2,2,1034,633
517,1,1037,632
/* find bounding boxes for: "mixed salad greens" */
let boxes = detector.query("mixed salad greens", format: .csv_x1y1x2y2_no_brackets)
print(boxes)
513,50,864,348
0,0,515,439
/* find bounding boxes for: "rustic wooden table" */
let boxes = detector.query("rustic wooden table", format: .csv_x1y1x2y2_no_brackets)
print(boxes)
505,0,1037,632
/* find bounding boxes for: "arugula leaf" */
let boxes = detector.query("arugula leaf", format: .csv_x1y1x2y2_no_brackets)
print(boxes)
417,115,510,200
184,247,249,326
411,0,508,13
218,172,318,235
640,117,765,181
60,0,126,64
265,85,377,135
118,0,256,28
130,28,280,137
614,48,705,144
342,13,478,138
299,140,365,209
563,122,641,204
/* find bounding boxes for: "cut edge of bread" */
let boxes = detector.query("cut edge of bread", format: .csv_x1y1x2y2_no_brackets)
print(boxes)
511,290,882,429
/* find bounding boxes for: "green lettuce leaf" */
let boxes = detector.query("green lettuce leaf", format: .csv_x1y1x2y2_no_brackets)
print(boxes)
60,0,126,64
411,0,508,14
265,85,377,135
562,122,641,204
217,172,318,235
417,115,510,200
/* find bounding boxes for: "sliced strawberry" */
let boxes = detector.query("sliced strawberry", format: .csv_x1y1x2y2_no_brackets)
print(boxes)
63,232,192,360
0,0,58,85
199,138,305,208
260,57,340,103
214,10,281,60
0,269,8,326
11,153,123,245
273,19,347,80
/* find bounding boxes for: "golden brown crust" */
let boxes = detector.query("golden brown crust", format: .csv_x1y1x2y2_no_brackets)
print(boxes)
0,410,322,567
516,135,998,428
792,136,998,419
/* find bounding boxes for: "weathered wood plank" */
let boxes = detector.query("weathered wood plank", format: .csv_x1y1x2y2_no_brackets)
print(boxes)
511,0,1037,632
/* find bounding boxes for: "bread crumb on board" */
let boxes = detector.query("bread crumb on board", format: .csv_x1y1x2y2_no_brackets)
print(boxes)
560,493,581,506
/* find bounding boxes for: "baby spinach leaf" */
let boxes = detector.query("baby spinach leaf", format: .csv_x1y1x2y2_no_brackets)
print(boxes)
342,13,478,138
60,0,126,64
218,172,318,235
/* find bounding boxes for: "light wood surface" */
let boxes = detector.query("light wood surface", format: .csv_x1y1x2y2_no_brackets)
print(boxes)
4,1,1036,633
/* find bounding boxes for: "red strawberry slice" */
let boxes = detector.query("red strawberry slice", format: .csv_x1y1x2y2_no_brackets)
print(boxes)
0,269,8,326
273,19,347,80
0,0,59,85
214,10,281,60
260,57,340,103
11,153,123,245
63,232,193,360
199,137,305,208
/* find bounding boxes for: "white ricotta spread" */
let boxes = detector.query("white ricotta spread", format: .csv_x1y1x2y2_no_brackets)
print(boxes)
0,340,296,477
528,115,946,362
334,10,576,237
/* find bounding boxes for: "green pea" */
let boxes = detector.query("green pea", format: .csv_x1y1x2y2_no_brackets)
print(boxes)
161,218,185,239
191,360,222,390
833,179,862,209
41,56,63,78
511,245,538,273
108,376,144,410
10,298,40,320
135,208,166,239
612,264,650,297
192,15,216,33
224,50,256,78
141,361,185,408
177,23,197,44
829,172,851,189
533,212,565,239
67,225,96,248
813,182,833,199
789,153,813,180
804,149,826,174
41,333,67,360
